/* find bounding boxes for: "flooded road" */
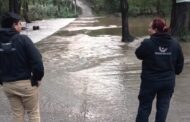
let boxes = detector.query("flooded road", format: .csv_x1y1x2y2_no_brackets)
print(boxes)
76,0,93,17
0,16,190,122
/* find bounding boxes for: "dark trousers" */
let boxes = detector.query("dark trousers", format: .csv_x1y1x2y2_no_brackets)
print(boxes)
136,81,174,122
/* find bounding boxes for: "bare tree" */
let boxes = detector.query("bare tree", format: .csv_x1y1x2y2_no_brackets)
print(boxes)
120,0,133,42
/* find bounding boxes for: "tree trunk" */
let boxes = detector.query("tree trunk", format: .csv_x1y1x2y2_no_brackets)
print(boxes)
9,0,14,12
120,0,133,42
74,0,77,16
0,1,2,14
9,0,21,14
170,0,190,37
53,0,57,6
32,0,35,5
188,4,190,30
156,0,164,17
170,0,176,31
23,0,31,23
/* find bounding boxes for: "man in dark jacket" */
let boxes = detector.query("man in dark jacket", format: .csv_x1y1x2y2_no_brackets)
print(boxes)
135,18,184,122
0,12,44,122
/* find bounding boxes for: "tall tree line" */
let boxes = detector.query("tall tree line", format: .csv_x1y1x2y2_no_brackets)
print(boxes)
0,0,76,21
1,0,190,40
0,0,30,22
8,0,30,22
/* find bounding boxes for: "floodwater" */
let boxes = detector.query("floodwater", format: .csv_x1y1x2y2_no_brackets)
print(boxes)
0,16,190,122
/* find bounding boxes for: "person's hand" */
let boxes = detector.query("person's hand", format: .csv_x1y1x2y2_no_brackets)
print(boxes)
37,81,41,86
31,79,41,87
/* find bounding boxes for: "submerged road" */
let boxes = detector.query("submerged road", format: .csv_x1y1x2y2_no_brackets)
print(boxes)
0,16,190,122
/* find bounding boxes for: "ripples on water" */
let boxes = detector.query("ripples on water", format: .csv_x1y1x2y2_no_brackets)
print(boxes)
37,16,190,122
36,16,142,121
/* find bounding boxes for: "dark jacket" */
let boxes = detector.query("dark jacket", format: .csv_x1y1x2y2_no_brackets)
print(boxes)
135,33,184,82
0,28,44,86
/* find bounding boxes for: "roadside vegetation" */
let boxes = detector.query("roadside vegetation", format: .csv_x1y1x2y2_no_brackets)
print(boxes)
0,0,77,21
1,0,190,41
86,0,171,17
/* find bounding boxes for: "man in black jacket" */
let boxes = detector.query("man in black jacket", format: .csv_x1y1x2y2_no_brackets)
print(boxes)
135,18,184,122
0,12,44,122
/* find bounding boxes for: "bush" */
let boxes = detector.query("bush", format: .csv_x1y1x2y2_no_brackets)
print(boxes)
128,6,140,16
86,0,120,15
28,5,46,20
27,0,76,20
87,0,171,16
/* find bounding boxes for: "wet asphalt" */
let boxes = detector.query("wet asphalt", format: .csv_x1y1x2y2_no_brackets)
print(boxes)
0,17,190,122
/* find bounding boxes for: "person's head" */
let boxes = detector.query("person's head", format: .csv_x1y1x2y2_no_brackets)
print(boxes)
1,12,22,32
148,17,169,35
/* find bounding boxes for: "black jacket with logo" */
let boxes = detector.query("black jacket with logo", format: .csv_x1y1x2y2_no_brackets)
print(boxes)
135,33,184,82
0,28,44,86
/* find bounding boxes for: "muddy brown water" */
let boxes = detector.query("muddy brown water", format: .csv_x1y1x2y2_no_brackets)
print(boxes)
0,16,190,122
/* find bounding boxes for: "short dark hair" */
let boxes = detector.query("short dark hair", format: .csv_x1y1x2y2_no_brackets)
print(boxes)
1,12,20,28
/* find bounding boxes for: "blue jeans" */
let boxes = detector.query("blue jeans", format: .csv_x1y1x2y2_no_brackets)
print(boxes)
136,81,174,122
